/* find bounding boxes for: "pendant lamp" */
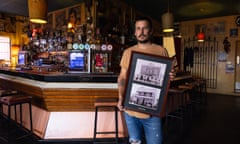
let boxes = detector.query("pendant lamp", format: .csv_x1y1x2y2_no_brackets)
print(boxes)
197,26,205,42
162,12,174,32
197,32,205,42
28,0,47,24
162,0,174,33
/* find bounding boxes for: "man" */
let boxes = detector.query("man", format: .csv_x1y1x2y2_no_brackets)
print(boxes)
117,16,175,144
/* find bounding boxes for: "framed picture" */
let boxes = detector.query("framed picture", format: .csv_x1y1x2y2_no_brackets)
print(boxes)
230,28,238,37
43,13,53,31
123,51,173,117
0,22,4,32
54,9,66,30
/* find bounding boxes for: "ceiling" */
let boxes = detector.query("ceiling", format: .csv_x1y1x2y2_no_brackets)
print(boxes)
0,0,239,22
123,0,240,22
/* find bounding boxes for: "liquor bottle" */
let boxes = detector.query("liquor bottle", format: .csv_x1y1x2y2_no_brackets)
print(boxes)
67,40,73,50
95,28,101,51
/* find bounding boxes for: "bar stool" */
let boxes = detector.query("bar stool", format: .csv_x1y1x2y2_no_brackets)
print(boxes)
178,82,197,119
0,89,18,97
93,98,118,144
0,88,19,124
0,95,33,142
165,88,188,129
194,78,207,105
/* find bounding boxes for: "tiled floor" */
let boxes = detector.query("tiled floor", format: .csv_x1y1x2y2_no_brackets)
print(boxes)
0,93,240,144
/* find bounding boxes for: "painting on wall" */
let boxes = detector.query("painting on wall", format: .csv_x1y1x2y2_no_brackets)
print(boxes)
68,5,82,26
44,13,53,31
0,17,16,33
206,21,226,35
55,9,66,30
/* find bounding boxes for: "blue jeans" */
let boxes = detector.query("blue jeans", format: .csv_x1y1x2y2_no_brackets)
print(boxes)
124,112,162,144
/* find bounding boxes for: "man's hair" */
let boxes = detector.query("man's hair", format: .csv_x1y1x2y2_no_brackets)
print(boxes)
134,16,153,31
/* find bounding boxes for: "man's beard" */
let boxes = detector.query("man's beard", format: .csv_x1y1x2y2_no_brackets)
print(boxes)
137,34,150,43
138,39,150,43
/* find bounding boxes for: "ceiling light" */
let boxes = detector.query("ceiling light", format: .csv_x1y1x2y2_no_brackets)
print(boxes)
162,0,174,33
197,32,205,42
28,0,47,24
162,12,174,33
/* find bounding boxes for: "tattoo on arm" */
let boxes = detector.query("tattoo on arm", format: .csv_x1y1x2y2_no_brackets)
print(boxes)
118,79,125,87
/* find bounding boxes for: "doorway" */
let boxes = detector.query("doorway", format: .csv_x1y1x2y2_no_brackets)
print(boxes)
234,40,240,92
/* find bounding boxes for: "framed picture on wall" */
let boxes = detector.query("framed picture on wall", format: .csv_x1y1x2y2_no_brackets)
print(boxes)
123,51,173,117
54,9,66,30
230,28,238,37
43,13,53,31
0,22,4,32
68,5,82,27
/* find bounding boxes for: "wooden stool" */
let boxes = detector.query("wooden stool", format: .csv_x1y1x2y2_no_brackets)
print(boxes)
178,83,198,119
166,88,188,129
194,79,207,105
0,95,33,142
93,99,118,144
0,89,18,97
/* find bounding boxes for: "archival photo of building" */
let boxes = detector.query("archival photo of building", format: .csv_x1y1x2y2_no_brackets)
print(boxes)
133,59,167,86
129,83,161,110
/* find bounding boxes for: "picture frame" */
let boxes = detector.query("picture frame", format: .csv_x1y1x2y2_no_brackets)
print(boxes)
123,51,173,117
54,9,67,30
230,28,238,37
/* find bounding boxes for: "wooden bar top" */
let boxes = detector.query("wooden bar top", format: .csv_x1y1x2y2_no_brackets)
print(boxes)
0,69,118,112
0,70,127,140
0,68,118,82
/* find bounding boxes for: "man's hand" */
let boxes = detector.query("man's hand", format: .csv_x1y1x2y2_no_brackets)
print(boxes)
169,69,176,81
117,71,126,111
117,98,125,111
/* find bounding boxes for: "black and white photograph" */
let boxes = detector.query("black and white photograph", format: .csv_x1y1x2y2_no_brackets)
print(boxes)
129,83,161,110
123,51,173,116
133,58,167,86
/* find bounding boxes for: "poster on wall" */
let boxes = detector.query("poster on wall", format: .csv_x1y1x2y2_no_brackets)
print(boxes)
225,62,234,73
218,51,228,62
230,28,238,37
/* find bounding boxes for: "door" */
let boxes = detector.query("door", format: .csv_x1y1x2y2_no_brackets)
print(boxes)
234,40,240,92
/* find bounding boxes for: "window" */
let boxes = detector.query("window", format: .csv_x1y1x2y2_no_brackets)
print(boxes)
0,36,10,61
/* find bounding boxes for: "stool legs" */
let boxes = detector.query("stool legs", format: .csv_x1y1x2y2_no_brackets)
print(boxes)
93,106,118,144
1,100,33,142
15,105,17,121
166,92,184,129
29,102,33,134
16,102,33,140
93,106,98,143
114,106,118,144
7,105,11,141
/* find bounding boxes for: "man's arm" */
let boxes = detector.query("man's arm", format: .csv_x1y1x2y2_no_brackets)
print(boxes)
117,68,127,111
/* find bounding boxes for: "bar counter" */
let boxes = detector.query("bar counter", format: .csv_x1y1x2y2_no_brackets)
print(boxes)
0,68,127,140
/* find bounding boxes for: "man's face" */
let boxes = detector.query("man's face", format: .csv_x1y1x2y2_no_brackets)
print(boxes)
134,20,152,43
